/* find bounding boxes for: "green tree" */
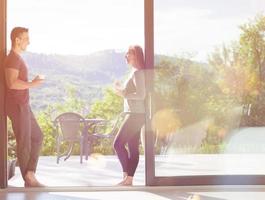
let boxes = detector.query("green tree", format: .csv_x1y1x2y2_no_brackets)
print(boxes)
209,14,265,126
239,14,265,84
55,85,86,114
88,87,123,120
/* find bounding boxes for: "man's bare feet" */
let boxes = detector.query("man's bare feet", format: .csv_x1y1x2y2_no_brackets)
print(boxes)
24,171,45,187
24,181,45,187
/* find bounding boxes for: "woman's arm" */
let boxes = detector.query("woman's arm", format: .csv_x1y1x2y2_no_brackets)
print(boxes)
123,70,146,100
113,80,125,97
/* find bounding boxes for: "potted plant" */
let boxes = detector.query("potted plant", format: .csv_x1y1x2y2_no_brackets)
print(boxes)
7,129,17,180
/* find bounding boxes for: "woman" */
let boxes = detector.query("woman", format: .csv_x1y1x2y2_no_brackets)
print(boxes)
113,45,146,186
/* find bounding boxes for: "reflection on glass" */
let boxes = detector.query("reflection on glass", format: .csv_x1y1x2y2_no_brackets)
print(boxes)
154,0,265,176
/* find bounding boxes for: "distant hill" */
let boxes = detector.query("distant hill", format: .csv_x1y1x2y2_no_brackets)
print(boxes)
21,50,209,112
22,50,129,111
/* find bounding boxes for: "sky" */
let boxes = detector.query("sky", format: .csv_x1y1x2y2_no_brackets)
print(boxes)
7,0,265,62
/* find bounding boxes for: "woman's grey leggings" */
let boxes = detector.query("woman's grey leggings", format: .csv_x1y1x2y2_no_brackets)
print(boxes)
113,113,145,177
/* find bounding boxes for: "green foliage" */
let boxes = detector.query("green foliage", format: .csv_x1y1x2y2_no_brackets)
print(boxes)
154,56,217,126
153,15,265,153
54,85,87,114
198,143,226,154
37,106,57,156
238,15,265,126
239,14,265,81
7,120,16,160
87,87,123,154
209,14,265,128
88,87,123,120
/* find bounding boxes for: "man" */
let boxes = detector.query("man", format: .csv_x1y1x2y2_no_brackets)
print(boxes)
5,27,45,187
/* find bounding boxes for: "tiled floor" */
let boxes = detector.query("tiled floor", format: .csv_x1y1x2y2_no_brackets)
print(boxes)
8,155,145,187
1,186,265,200
9,153,265,187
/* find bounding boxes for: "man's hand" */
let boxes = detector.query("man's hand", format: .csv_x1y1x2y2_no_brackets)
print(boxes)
5,68,45,89
31,75,44,87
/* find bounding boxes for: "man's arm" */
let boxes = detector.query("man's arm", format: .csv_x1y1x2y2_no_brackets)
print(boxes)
5,68,43,90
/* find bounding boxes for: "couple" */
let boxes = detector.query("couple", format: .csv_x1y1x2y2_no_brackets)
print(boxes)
5,27,146,187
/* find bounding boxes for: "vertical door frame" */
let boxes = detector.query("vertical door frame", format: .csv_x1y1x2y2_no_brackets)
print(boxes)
0,0,7,189
144,0,155,186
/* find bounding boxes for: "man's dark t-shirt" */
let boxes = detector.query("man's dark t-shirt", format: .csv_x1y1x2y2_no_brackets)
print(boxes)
4,50,29,105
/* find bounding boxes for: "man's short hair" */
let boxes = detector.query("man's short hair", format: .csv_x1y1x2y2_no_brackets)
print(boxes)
11,27,28,46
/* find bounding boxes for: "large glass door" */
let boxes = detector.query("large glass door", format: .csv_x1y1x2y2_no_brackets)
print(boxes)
147,0,265,185
5,0,145,187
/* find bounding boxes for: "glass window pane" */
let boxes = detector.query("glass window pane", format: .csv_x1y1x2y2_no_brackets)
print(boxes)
154,0,265,177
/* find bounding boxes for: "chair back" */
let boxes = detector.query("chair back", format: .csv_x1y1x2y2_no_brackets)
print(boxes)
54,112,85,140
91,112,130,138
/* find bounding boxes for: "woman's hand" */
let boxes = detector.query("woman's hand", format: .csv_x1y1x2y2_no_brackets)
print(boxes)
113,80,122,89
114,88,124,97
113,80,124,97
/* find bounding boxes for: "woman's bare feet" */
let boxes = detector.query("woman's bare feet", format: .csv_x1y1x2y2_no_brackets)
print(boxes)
24,171,45,187
116,176,133,186
116,179,126,186
116,172,128,186
123,172,128,179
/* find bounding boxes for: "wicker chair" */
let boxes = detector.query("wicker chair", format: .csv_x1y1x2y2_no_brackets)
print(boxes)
53,112,86,164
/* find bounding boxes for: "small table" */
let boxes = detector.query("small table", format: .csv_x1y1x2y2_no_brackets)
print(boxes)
82,118,108,159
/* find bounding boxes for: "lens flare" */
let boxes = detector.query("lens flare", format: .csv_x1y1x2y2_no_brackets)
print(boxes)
152,109,181,138
87,153,106,168
187,194,201,200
